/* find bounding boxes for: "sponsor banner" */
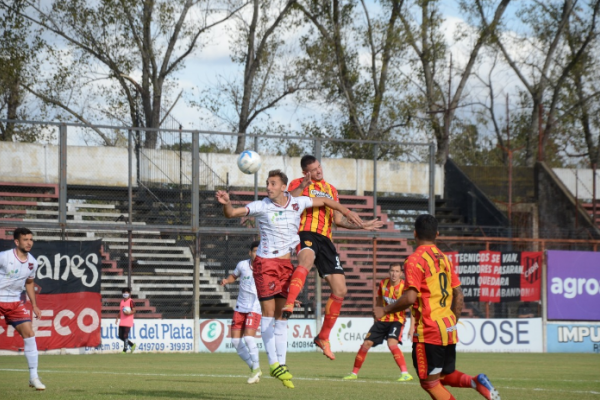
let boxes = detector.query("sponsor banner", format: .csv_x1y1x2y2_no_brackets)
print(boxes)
447,251,542,302
197,319,317,353
547,250,600,321
329,318,413,353
547,322,600,353
0,293,102,350
90,319,195,353
456,318,543,352
0,240,102,350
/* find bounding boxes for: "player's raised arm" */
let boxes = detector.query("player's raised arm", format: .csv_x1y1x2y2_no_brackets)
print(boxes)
311,197,363,226
289,172,311,197
216,190,249,218
334,211,384,231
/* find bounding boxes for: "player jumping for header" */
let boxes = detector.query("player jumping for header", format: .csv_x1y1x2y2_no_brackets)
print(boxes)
0,227,45,390
221,240,263,384
283,155,383,360
216,169,362,389
343,262,414,382
374,215,500,400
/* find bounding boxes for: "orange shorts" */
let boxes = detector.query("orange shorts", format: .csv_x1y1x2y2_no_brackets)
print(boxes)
231,311,261,331
0,301,31,327
252,256,293,300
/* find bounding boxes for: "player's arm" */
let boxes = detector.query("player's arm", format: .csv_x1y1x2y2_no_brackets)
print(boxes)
289,173,312,197
220,274,238,286
24,278,40,319
450,286,464,322
334,211,384,231
311,197,363,226
374,288,417,320
216,190,249,218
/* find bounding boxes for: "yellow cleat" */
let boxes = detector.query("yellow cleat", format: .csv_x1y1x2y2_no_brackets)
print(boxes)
397,373,414,382
343,373,358,380
281,379,295,389
270,363,293,380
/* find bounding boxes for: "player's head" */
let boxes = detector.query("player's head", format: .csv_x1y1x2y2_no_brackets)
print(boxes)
301,155,323,181
389,262,403,283
249,240,259,262
13,227,33,253
266,169,288,200
414,214,439,243
122,287,132,298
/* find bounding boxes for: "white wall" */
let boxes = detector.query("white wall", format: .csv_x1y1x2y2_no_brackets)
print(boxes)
554,168,600,201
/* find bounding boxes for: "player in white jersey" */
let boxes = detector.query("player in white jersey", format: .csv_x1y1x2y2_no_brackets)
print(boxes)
216,169,362,389
0,227,45,390
220,240,263,384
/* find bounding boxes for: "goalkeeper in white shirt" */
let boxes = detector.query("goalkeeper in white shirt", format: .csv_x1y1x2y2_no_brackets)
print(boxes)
220,240,263,384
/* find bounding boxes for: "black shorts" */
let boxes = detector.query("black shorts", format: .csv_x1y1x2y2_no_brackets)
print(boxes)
297,231,343,278
412,342,456,379
118,326,131,341
365,321,404,346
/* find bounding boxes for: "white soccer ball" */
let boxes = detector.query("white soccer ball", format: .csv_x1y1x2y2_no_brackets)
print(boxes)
237,150,262,174
122,307,131,313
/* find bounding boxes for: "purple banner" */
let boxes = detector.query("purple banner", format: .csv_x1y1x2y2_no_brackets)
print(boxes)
547,250,600,321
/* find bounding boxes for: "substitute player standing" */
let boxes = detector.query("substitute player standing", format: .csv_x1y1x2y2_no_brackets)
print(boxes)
283,155,383,360
343,263,413,382
216,169,362,389
374,215,500,400
0,227,45,390
115,287,136,353
220,240,263,384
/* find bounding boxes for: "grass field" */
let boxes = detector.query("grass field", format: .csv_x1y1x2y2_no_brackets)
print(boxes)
1,352,599,399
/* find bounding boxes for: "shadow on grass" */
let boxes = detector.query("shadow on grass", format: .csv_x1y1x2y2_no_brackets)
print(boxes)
101,389,248,399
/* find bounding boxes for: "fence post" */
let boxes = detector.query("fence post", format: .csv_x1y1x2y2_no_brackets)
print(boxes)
428,142,436,216
254,135,259,201
314,138,322,328
194,233,201,353
128,130,133,289
58,123,67,235
314,139,322,162
192,131,201,353
373,144,378,219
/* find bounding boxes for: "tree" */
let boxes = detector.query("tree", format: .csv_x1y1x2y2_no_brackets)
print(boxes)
2,0,247,147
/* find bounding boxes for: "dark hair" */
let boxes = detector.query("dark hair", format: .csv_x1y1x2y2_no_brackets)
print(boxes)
250,240,260,251
267,169,288,185
122,287,132,293
13,227,32,240
415,214,438,241
300,155,318,171
389,262,402,270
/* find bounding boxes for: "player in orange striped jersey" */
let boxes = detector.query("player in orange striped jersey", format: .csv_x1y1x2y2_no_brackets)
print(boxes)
342,263,413,382
282,155,383,360
375,215,500,400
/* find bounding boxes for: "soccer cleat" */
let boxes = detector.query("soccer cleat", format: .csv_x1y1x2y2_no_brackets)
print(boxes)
475,374,501,400
314,337,335,360
397,372,414,382
343,373,358,380
130,343,137,353
281,303,294,320
247,368,262,384
281,379,295,389
270,363,293,380
29,378,46,391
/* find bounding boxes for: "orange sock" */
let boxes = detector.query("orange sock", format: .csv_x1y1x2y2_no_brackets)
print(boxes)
286,266,309,305
420,379,456,400
352,344,369,374
441,370,474,388
389,344,408,373
318,294,344,340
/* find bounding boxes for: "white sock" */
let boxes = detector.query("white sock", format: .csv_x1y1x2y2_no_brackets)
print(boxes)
260,317,278,365
232,337,253,368
243,336,260,370
274,320,288,365
23,337,38,380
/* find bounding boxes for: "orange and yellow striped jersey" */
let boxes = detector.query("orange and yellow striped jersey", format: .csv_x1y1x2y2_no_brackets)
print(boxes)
378,278,407,324
288,178,339,239
403,245,461,346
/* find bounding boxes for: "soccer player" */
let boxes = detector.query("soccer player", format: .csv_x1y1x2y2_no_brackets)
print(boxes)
343,263,413,382
115,287,136,353
0,227,45,390
374,215,501,400
216,169,362,388
283,155,383,360
220,240,263,384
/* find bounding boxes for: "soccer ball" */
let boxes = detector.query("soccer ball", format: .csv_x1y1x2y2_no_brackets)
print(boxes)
122,307,131,313
237,150,262,174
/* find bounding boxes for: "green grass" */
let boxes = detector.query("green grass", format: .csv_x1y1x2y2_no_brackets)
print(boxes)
1,352,599,399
